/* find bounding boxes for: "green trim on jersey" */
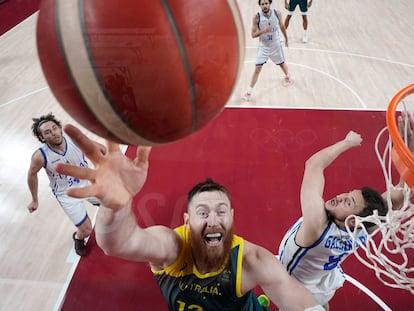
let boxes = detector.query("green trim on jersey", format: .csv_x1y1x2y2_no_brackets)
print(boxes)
153,225,266,310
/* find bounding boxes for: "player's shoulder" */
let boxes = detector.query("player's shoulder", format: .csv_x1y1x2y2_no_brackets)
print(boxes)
32,146,45,158
242,239,271,258
30,147,46,166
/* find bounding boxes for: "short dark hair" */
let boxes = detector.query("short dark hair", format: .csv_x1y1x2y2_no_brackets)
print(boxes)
258,0,272,5
31,113,62,143
358,186,388,228
187,178,231,206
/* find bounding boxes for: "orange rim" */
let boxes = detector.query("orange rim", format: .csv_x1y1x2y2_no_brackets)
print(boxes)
386,84,414,189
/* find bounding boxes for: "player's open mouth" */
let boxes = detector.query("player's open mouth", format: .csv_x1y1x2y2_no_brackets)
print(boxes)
204,233,223,245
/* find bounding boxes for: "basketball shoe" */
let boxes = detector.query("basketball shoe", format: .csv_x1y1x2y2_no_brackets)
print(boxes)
73,232,87,256
302,32,308,43
282,76,292,87
241,92,252,101
258,294,270,309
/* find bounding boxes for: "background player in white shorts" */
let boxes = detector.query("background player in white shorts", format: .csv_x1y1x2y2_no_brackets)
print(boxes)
27,113,101,256
242,0,291,101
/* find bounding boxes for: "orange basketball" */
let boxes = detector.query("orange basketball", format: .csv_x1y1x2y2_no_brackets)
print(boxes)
36,0,244,145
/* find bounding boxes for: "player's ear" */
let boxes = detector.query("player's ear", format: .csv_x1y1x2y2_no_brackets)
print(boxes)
347,217,356,228
184,213,190,228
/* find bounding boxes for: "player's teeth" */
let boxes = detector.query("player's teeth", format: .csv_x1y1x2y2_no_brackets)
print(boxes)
206,233,221,238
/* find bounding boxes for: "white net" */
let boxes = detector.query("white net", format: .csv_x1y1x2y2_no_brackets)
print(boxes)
345,110,414,295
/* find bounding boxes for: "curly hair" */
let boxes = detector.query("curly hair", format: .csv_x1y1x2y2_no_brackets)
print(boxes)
31,113,62,143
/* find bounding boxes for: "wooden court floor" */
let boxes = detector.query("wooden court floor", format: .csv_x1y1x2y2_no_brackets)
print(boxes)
0,0,413,310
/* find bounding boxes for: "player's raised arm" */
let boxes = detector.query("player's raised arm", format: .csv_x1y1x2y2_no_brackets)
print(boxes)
55,124,182,268
299,131,362,243
242,241,323,311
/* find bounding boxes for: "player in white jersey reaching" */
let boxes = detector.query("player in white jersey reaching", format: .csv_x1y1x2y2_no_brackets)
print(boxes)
242,0,291,102
27,113,101,256
278,129,407,310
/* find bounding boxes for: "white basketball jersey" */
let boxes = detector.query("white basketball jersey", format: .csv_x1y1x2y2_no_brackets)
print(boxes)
40,136,90,196
257,9,281,49
278,217,367,294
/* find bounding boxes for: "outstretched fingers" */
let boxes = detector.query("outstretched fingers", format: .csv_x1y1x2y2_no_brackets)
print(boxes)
106,140,121,153
134,146,152,167
66,183,97,199
63,124,105,163
56,163,96,182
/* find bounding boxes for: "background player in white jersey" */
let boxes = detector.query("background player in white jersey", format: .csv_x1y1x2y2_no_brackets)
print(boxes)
278,129,407,310
242,0,290,102
284,0,313,43
27,113,101,256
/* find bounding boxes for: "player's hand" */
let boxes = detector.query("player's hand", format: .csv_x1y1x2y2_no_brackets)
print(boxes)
263,25,272,33
345,130,362,147
27,201,38,213
55,124,152,211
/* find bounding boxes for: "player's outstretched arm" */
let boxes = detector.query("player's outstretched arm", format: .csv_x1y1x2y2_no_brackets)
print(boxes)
299,131,362,243
241,241,323,311
27,150,44,213
55,124,181,268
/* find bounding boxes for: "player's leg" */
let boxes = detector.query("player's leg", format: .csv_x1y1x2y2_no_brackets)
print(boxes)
279,63,291,86
313,291,334,311
269,47,291,86
284,0,297,29
284,14,293,30
299,0,309,42
76,216,92,239
301,15,309,42
242,46,267,101
57,195,91,256
250,65,264,89
241,65,264,101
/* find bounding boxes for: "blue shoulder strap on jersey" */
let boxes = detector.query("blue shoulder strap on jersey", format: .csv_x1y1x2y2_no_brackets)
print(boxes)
39,147,47,168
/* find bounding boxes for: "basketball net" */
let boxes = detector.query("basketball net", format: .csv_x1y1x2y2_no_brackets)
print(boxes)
345,104,414,295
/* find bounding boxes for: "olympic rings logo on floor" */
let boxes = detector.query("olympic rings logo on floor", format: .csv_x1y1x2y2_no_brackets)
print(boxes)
249,128,318,153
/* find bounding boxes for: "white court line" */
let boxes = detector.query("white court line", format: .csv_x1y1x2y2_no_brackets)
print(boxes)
289,61,367,108
345,273,392,311
288,47,414,68
240,45,414,110
240,59,367,108
0,278,62,289
245,45,414,68
274,256,391,309
0,86,49,109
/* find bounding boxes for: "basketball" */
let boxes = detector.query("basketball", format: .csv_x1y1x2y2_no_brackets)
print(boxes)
36,0,244,145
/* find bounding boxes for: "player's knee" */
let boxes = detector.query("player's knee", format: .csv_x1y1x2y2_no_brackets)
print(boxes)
255,66,263,74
